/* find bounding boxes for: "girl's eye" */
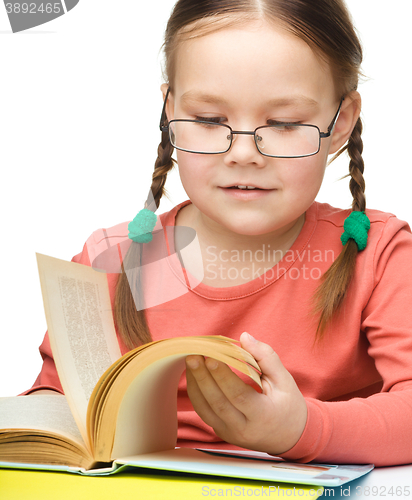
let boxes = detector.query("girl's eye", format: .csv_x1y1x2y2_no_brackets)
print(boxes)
195,116,225,124
193,117,226,130
267,120,300,132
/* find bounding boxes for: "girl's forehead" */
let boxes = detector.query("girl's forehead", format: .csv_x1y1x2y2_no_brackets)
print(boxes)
172,21,336,105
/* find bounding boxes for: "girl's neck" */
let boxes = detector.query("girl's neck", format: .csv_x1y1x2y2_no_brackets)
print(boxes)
175,202,306,287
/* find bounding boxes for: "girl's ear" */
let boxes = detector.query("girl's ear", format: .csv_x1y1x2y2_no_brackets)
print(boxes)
328,90,362,155
160,83,175,122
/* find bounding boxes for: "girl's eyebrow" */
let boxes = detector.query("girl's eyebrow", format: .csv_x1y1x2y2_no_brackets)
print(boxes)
267,95,319,109
180,90,227,106
180,90,318,109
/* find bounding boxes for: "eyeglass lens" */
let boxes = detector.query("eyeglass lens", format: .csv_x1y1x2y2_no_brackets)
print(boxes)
169,120,321,157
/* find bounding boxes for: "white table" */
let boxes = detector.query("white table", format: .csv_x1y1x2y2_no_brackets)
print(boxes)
323,464,412,498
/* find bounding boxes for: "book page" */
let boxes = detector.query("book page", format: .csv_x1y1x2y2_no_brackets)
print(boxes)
0,395,84,446
114,448,373,487
36,253,122,444
91,337,261,462
110,355,185,459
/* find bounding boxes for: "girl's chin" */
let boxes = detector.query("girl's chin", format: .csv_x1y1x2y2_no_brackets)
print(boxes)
209,219,284,238
197,205,305,240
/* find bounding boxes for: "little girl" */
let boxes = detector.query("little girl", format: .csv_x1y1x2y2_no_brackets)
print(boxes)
27,0,412,466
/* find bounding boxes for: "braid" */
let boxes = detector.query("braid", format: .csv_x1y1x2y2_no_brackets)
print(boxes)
313,117,365,340
148,129,176,210
114,128,176,349
347,118,365,212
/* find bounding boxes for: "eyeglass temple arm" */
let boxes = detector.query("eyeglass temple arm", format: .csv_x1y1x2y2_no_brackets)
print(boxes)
159,86,171,131
320,96,345,138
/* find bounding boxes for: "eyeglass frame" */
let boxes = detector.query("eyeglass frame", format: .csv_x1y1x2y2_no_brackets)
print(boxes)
159,86,345,159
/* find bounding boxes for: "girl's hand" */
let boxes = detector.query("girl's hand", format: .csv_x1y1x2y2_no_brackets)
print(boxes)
185,332,307,456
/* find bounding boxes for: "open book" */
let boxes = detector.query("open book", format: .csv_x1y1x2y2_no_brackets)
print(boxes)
0,254,373,487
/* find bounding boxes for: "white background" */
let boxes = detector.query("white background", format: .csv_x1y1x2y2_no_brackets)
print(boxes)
0,1,411,396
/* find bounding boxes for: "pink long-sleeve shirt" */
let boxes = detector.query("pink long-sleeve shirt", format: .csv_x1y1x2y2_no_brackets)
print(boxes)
25,200,412,466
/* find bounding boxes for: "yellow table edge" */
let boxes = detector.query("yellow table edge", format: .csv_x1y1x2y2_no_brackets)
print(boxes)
0,468,324,500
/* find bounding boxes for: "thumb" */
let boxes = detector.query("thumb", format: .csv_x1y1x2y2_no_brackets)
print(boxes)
240,332,288,386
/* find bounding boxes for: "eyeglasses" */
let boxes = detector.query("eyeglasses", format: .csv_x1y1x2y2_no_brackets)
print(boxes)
159,87,344,159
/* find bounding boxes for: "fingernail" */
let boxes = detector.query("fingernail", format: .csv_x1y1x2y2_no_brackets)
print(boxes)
206,359,218,371
244,332,258,343
186,358,199,370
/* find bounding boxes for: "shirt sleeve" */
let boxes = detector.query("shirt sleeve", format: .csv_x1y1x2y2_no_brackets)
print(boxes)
278,216,412,466
20,332,64,395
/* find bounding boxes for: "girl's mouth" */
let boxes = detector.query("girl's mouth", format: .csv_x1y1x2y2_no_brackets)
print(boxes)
220,185,274,199
226,185,263,190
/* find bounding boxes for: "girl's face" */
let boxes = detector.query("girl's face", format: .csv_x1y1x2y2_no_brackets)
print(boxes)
165,21,350,240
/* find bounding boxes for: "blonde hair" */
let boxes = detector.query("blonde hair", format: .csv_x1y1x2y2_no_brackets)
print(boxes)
114,0,364,348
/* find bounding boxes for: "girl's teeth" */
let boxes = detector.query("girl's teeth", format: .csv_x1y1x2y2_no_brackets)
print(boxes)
237,185,256,190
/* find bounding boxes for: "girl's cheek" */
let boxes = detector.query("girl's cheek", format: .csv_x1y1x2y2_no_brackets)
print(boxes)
277,156,324,179
177,151,218,177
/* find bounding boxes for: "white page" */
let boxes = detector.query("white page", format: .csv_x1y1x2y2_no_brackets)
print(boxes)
36,254,122,444
0,395,84,446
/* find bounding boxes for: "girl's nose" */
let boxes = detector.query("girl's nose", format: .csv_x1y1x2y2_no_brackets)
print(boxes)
224,131,266,168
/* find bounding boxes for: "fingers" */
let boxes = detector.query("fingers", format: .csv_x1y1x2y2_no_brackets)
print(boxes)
186,354,259,425
240,332,308,442
185,343,307,454
239,332,291,390
186,357,222,429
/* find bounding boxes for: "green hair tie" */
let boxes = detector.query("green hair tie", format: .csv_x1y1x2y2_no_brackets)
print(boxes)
340,210,371,251
128,208,157,243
